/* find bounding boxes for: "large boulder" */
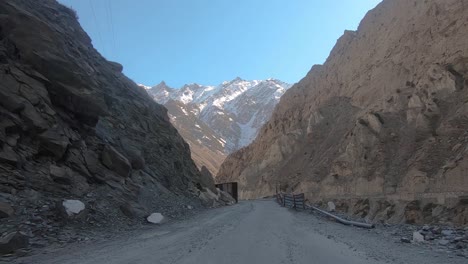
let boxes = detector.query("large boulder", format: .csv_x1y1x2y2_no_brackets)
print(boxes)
21,103,48,131
200,166,216,193
120,202,148,219
0,90,26,113
101,145,131,177
120,138,145,170
109,61,123,72
199,187,220,207
49,165,72,185
0,202,14,218
218,189,236,205
129,151,145,170
39,126,70,159
0,232,29,255
0,146,19,166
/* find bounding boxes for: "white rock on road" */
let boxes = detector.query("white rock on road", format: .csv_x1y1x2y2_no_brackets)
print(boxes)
147,213,164,224
14,200,466,264
412,231,425,243
14,200,467,264
327,201,336,212
61,200,85,217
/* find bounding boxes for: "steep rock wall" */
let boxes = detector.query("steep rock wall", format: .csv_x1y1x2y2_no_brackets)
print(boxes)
218,0,468,225
0,0,216,236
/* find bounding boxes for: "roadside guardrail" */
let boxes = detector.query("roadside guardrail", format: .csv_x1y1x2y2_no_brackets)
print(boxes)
276,193,306,210
275,192,373,228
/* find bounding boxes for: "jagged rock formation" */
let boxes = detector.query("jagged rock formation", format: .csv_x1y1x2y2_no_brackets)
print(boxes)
143,78,291,174
0,0,223,248
218,0,468,225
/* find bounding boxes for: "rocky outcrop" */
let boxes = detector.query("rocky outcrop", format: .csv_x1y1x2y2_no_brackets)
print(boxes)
217,189,236,205
200,166,217,193
0,202,14,218
0,0,217,253
218,0,468,225
101,145,131,177
119,202,148,219
0,232,29,254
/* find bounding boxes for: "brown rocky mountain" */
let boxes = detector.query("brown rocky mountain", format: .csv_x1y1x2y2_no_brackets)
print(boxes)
0,0,232,249
218,0,468,225
164,100,226,175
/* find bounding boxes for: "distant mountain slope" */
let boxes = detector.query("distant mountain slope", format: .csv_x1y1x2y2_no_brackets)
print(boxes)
164,100,226,175
141,78,291,174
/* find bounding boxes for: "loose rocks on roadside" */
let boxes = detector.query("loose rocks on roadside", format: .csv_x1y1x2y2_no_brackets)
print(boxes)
393,225,468,258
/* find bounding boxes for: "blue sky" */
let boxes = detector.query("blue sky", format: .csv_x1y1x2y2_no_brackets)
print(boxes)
58,0,382,88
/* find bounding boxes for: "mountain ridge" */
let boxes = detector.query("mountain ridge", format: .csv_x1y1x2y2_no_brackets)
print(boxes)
140,78,291,174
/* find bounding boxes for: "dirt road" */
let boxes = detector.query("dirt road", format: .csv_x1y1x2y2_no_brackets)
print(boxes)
13,200,465,264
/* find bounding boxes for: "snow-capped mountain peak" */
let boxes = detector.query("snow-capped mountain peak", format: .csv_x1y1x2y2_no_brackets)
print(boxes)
145,78,292,153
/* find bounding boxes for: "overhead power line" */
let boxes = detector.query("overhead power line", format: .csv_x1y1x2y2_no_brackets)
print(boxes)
89,0,105,55
105,0,117,57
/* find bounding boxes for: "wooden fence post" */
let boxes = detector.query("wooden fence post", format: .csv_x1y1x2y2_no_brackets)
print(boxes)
293,194,296,209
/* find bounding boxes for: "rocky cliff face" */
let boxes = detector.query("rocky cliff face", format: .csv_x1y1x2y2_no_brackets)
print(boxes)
164,99,226,175
218,0,468,225
0,0,222,247
144,78,290,175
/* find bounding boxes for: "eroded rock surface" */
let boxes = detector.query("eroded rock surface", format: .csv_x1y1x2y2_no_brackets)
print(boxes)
218,0,468,225
0,0,218,255
0,232,29,255
0,202,14,218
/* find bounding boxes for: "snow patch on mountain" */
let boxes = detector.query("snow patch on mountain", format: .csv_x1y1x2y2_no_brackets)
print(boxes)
138,84,152,90
238,117,258,148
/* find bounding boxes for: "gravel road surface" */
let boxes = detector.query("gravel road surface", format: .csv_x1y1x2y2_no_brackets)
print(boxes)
11,200,466,264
